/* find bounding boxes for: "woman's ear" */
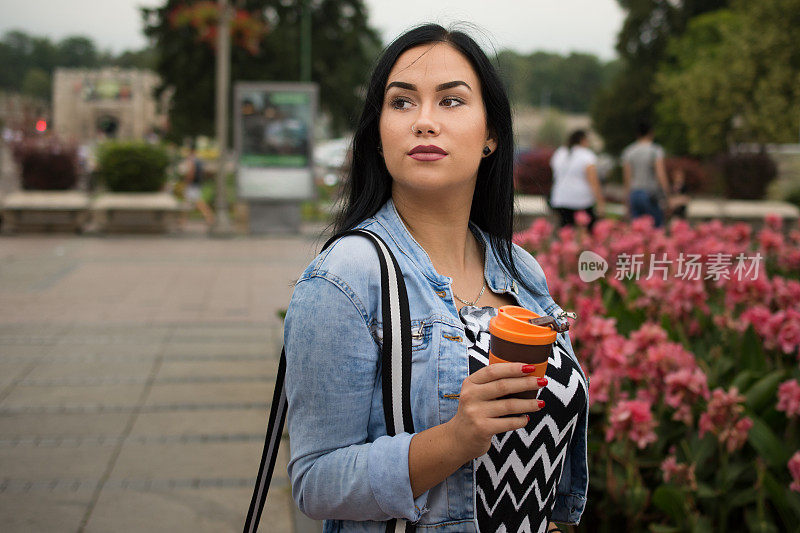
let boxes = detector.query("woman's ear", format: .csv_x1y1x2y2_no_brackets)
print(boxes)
483,134,498,157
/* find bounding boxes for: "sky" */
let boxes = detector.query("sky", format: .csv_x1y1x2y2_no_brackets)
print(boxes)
0,0,625,61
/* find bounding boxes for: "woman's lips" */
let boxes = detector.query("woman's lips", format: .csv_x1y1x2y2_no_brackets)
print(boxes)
408,152,447,161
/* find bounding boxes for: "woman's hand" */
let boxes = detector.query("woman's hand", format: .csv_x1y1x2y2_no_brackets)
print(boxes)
446,363,546,461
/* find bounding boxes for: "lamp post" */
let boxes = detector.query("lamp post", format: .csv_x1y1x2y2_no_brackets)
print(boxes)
211,0,233,236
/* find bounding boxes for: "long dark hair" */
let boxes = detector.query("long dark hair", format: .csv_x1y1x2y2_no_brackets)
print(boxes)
567,129,587,151
332,23,542,295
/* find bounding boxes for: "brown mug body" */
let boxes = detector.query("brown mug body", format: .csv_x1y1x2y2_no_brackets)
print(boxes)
489,306,556,401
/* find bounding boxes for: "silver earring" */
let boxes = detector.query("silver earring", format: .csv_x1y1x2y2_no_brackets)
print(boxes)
483,146,491,156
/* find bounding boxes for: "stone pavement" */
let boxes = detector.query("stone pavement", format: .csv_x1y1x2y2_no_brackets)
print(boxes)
0,224,329,532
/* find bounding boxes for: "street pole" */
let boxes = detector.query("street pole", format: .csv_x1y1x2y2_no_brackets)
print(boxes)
212,0,233,236
300,0,311,82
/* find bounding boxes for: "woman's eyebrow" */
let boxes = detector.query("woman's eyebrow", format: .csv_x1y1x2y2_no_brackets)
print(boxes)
385,80,472,92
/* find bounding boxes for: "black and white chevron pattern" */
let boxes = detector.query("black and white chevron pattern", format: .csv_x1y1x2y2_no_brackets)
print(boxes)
459,306,587,533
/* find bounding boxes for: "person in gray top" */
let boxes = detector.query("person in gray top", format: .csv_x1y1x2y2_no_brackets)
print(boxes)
621,121,671,227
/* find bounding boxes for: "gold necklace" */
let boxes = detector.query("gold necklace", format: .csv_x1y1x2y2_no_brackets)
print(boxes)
453,280,487,306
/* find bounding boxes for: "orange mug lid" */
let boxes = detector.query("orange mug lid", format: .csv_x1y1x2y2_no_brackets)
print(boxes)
489,305,557,345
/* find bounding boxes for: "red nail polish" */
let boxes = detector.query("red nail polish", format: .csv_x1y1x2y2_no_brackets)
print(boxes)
522,365,536,373
537,377,548,387
525,415,530,423
538,400,545,409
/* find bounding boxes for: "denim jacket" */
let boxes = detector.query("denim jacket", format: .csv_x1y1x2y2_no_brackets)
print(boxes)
284,199,589,532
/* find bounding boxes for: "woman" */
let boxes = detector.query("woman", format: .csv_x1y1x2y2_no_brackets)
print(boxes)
549,129,605,231
284,24,589,533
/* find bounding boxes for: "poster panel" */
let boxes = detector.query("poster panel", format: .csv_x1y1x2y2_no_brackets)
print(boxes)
234,82,317,200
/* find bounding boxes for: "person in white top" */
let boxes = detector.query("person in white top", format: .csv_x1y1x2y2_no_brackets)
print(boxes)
549,130,606,231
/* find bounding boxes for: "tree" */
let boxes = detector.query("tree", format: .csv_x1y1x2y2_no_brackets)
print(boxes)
142,0,382,141
591,0,730,154
56,36,99,68
495,50,619,113
0,30,139,99
21,68,51,100
655,0,800,155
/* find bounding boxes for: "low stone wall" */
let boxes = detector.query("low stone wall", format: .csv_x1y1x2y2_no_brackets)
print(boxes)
1,191,91,233
514,194,800,232
0,191,187,234
91,193,186,234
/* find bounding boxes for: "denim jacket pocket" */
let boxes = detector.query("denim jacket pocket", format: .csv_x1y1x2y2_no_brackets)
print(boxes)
370,318,433,354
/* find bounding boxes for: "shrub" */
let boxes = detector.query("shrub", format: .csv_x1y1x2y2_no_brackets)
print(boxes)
96,142,170,192
664,156,712,194
514,215,800,531
716,152,778,200
785,185,800,210
11,137,78,190
513,146,555,196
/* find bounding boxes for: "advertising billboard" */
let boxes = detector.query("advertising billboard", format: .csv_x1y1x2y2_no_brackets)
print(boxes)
234,82,318,200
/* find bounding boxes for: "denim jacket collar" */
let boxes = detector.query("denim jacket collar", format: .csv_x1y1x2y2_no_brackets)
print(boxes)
370,198,513,295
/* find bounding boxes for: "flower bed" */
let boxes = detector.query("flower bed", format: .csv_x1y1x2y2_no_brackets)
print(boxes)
514,213,800,531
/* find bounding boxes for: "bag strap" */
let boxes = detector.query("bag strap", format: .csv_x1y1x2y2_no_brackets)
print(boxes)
243,228,416,533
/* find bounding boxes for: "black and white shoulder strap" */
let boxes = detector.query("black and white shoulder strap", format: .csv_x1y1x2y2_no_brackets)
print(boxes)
243,228,416,533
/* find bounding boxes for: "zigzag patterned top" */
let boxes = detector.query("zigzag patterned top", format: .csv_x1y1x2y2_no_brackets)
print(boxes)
459,306,587,533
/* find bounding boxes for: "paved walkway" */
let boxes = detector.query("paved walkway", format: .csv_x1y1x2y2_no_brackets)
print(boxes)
0,225,327,532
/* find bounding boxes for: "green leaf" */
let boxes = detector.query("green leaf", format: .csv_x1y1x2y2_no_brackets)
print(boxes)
696,483,716,499
745,509,779,533
740,325,767,373
762,470,798,526
690,515,712,533
727,487,757,507
690,435,716,468
731,370,755,392
649,525,681,533
745,369,786,412
652,485,686,522
724,462,750,486
748,416,790,469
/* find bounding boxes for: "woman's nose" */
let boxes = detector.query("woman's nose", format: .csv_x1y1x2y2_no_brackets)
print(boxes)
412,105,440,136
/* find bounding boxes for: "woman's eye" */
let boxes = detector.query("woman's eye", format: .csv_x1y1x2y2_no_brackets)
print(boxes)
389,97,412,110
441,97,464,107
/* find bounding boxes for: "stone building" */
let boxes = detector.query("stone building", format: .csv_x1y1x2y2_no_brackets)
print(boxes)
52,68,170,142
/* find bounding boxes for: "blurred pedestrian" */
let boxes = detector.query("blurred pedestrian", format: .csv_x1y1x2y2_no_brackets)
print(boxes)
667,165,690,219
181,145,215,227
622,121,670,227
549,129,605,231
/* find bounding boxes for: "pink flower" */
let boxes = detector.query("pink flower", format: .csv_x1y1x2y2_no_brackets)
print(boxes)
605,399,658,449
588,368,618,407
513,217,553,251
765,213,783,231
758,227,785,255
698,387,752,452
664,367,711,425
724,275,773,310
628,322,669,352
778,380,800,418
789,452,800,492
781,249,800,272
725,417,753,453
738,306,784,351
777,309,800,356
631,341,697,387
574,210,591,227
661,455,698,490
770,276,800,309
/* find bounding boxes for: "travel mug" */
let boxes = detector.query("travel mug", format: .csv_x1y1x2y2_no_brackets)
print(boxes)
489,305,557,400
